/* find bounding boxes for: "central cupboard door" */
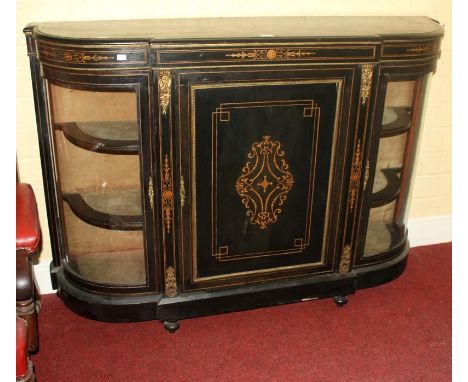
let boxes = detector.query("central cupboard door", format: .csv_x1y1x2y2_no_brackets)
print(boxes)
175,68,357,290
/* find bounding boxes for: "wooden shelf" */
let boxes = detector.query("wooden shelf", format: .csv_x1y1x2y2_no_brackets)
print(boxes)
69,249,146,286
371,167,402,207
364,222,405,256
381,107,411,137
55,121,140,154
63,189,143,230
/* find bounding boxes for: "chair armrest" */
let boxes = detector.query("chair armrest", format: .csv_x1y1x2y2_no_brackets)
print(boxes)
16,183,41,255
16,254,33,302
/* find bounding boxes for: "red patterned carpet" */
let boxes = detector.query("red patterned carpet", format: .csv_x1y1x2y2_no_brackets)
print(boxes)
32,243,451,381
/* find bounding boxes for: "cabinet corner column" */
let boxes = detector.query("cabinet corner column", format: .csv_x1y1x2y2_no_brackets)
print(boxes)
157,69,179,297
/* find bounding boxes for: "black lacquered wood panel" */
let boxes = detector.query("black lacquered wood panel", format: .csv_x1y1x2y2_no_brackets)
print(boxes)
177,68,355,288
156,45,377,66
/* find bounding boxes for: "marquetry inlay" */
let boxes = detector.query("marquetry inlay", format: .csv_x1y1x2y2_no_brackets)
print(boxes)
162,154,173,233
349,140,363,213
148,177,154,210
236,136,294,229
226,48,315,61
406,43,435,54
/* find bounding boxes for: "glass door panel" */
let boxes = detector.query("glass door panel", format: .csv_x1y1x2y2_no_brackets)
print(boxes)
48,83,146,285
364,77,428,256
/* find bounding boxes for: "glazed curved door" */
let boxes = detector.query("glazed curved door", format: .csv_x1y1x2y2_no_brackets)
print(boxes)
175,67,357,291
355,73,431,266
44,71,158,292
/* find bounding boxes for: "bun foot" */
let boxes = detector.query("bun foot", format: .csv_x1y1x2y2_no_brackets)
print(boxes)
333,295,348,307
163,320,180,333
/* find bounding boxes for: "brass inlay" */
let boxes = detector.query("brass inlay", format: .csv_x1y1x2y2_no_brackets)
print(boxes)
148,176,154,210
226,48,315,61
235,135,294,229
165,266,177,297
226,51,257,59
340,245,352,273
180,175,186,208
41,47,114,63
162,154,173,233
63,51,113,63
349,140,362,213
363,160,370,191
41,48,58,59
258,175,273,193
158,70,172,116
360,64,373,104
406,44,434,54
266,49,277,60
211,100,319,260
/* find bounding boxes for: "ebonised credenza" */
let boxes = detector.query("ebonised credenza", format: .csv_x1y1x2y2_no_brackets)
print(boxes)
24,16,444,332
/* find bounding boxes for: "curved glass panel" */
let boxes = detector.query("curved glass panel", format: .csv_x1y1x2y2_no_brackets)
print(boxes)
364,76,429,256
48,83,146,285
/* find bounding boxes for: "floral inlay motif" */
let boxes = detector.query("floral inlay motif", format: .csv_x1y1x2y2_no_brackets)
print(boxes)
236,136,294,229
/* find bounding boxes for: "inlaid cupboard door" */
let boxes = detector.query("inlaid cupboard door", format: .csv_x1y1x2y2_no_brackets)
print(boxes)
174,67,358,290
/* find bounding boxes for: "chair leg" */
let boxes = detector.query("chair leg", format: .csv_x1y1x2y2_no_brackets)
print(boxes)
16,362,35,382
17,317,36,382
16,299,38,353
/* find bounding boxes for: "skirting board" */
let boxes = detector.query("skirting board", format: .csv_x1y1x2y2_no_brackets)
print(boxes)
407,214,452,247
33,214,452,295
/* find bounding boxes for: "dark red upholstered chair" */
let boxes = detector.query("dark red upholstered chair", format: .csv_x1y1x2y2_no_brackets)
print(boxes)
16,183,41,381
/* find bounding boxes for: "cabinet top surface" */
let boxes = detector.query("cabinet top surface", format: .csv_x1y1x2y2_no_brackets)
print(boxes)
28,16,444,41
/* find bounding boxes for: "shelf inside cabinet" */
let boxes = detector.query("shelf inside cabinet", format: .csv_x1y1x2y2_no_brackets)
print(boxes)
381,107,411,137
68,248,146,286
63,189,143,230
364,222,405,256
371,167,402,207
55,121,140,154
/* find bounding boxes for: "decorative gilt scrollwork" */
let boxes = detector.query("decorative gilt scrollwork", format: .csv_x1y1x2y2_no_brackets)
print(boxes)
236,136,294,229
180,176,185,208
40,47,114,63
162,154,173,233
158,70,172,116
165,266,177,297
63,51,113,63
340,245,352,273
226,48,315,61
360,64,373,104
407,43,435,54
363,160,370,191
348,140,362,213
225,51,257,59
41,48,58,59
148,176,154,210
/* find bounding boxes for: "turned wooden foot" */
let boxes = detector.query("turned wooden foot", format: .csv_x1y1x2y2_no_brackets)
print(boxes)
333,295,348,307
163,320,180,333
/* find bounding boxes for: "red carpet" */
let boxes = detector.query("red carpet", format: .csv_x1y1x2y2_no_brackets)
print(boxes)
32,243,451,381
